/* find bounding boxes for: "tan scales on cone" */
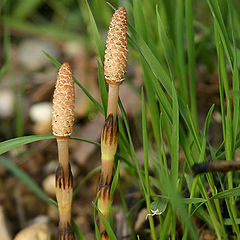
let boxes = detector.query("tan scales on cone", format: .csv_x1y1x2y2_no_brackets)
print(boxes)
52,63,75,137
104,7,128,85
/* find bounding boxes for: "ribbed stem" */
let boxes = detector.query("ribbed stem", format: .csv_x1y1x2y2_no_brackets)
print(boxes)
98,184,111,240
52,62,75,240
98,114,118,238
55,137,75,240
99,5,127,238
57,138,69,176
107,85,119,124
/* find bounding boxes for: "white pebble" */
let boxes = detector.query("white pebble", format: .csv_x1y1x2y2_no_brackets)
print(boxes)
17,39,59,71
0,89,14,118
14,222,50,240
42,174,55,197
29,102,52,123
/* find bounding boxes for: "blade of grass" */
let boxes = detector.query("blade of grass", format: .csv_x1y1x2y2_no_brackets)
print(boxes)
0,16,84,42
109,161,120,229
133,0,148,43
174,0,187,103
207,0,233,70
84,0,105,64
94,203,117,240
94,192,101,240
12,0,42,19
118,178,136,240
0,156,53,205
43,51,104,114
171,81,179,183
119,99,146,195
97,60,108,116
72,220,86,240
185,0,198,129
141,89,157,240
141,59,161,156
73,166,101,198
156,5,174,78
170,87,178,240
0,135,54,155
228,0,240,149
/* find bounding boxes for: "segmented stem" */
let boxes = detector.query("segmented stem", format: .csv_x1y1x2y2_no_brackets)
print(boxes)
52,63,75,239
97,6,128,239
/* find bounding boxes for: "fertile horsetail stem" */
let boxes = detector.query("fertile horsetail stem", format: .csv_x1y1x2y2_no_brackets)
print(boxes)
98,6,128,239
52,62,75,240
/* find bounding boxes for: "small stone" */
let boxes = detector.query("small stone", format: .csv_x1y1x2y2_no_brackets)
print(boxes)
213,112,222,123
47,205,58,222
14,222,51,240
0,89,14,118
29,102,52,124
30,102,52,135
43,161,58,175
0,206,12,240
17,39,59,71
200,229,217,240
42,174,55,196
29,215,49,225
71,163,79,177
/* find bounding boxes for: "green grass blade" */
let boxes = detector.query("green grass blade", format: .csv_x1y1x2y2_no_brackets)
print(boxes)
70,137,100,146
185,0,198,128
211,186,240,199
94,193,101,240
109,161,120,229
73,166,101,198
141,89,157,240
94,203,117,240
141,59,161,155
171,81,179,183
97,60,108,116
13,0,42,19
72,220,86,240
224,219,240,226
0,135,54,155
171,81,179,239
1,16,84,42
207,0,233,70
133,0,148,42
156,5,174,78
84,0,105,64
0,156,52,205
232,57,240,145
118,179,137,240
119,99,146,195
128,24,172,95
43,51,104,114
203,104,215,137
174,0,187,103
228,0,240,147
